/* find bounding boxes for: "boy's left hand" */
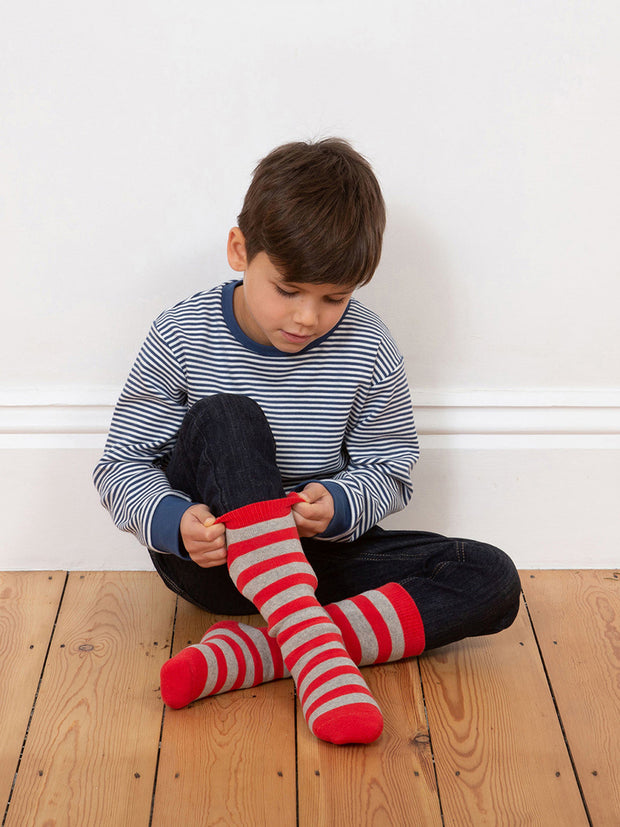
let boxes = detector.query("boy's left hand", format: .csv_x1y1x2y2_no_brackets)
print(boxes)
292,482,335,537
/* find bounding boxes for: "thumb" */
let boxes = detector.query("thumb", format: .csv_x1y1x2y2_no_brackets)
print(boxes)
187,503,215,525
300,482,326,504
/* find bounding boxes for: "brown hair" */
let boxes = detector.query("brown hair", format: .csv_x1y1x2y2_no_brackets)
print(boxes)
237,138,386,287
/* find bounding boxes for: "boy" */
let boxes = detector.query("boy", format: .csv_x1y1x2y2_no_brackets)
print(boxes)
94,138,520,745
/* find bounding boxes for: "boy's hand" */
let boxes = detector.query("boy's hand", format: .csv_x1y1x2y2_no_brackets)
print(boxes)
292,483,335,537
180,504,227,568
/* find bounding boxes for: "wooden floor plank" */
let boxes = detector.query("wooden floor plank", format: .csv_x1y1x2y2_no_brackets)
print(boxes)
0,571,66,812
297,659,443,826
522,569,620,826
419,596,589,826
4,572,176,827
151,602,297,827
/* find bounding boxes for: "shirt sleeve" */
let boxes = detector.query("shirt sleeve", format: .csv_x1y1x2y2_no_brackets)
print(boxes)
316,354,419,542
92,320,192,552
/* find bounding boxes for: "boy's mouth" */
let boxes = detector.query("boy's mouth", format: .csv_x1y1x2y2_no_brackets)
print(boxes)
280,330,313,345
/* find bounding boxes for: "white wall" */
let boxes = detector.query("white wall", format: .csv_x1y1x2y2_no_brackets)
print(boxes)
2,1,619,570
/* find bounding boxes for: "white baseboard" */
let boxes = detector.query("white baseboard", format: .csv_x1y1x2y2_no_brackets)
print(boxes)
1,386,620,438
1,387,618,570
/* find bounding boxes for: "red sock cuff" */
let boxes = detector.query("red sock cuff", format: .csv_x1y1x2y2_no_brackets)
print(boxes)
215,492,305,529
379,582,426,657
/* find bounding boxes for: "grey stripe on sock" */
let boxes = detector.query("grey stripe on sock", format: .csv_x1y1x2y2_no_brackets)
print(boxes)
335,599,380,664
370,590,406,661
193,643,224,697
228,536,308,584
225,512,296,546
206,629,256,690
307,692,380,731
244,624,283,682
231,555,315,605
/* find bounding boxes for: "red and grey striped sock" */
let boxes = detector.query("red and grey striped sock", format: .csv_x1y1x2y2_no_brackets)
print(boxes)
160,619,288,707
161,521,425,738
218,494,383,744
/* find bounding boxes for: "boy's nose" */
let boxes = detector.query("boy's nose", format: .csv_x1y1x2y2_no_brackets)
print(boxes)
293,301,318,329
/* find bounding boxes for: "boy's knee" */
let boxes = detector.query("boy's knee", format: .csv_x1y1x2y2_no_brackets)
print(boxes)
462,540,522,629
182,394,276,461
190,393,262,420
187,394,269,433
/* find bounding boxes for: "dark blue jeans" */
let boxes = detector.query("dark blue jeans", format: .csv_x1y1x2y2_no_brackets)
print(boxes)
150,394,521,651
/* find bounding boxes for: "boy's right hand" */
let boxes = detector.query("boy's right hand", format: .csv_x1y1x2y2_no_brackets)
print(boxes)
180,504,227,568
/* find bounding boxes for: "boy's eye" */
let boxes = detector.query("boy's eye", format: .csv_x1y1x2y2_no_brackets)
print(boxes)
274,283,349,305
275,285,296,298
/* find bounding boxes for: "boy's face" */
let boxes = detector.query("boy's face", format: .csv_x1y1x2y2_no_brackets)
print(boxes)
228,230,353,353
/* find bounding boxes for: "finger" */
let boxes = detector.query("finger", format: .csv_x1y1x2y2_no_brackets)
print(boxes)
300,482,326,503
292,511,320,534
203,522,226,542
192,548,227,568
188,504,214,523
292,500,314,519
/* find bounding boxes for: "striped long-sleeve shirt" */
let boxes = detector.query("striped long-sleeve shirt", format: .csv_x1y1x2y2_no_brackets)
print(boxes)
93,280,419,555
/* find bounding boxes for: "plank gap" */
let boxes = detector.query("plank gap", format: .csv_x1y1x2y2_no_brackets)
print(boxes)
521,590,594,827
1,571,69,827
521,570,620,824
418,598,588,824
148,596,179,827
416,656,446,827
294,683,300,827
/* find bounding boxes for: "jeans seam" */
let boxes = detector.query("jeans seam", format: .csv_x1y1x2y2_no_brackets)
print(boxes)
430,560,449,582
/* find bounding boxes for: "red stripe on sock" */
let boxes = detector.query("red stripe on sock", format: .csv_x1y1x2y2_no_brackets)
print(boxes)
225,637,249,691
276,614,334,648
264,628,286,680
289,637,347,679
233,551,314,594
379,583,426,656
326,603,363,665
267,594,320,632
210,642,231,695
304,682,375,720
350,594,393,663
299,663,362,704
208,631,248,691
253,572,317,613
210,621,258,686
227,527,300,564
215,493,305,529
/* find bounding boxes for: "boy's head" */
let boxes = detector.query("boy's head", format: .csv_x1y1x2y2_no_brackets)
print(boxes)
236,138,386,289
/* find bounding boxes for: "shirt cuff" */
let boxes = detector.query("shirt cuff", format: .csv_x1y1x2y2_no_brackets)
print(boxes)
150,495,194,557
318,481,352,537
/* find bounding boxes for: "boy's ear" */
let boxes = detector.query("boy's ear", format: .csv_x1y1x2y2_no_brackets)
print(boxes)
227,227,248,272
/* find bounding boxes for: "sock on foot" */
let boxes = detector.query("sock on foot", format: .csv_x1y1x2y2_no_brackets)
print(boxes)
160,620,286,710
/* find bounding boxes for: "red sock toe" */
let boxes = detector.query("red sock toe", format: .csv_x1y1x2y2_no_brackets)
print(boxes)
312,702,384,745
160,647,209,709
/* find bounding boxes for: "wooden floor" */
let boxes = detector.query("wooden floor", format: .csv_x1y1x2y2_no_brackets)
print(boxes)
1,571,619,826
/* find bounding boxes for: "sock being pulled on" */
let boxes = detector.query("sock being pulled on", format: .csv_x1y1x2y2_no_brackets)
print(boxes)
215,493,383,744
160,499,424,744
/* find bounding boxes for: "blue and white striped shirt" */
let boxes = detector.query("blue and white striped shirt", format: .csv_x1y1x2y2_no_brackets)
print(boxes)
93,280,419,555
